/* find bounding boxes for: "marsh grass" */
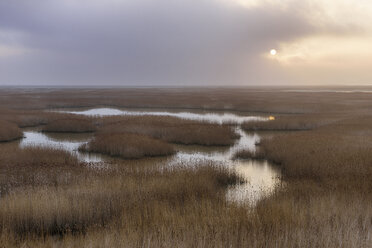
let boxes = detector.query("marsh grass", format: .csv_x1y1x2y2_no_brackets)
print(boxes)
0,158,244,243
42,118,96,133
258,121,372,181
97,115,239,146
241,114,338,131
79,133,175,159
0,121,23,142
0,147,85,194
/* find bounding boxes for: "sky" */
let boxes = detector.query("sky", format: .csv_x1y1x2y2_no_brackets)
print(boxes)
0,0,372,86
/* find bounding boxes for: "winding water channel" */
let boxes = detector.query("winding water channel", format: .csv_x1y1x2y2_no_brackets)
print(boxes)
19,108,281,206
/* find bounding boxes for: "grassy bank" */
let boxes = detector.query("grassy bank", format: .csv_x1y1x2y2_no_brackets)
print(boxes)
79,133,175,159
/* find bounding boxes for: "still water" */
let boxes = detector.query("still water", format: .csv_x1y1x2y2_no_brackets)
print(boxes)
19,108,280,206
58,107,268,124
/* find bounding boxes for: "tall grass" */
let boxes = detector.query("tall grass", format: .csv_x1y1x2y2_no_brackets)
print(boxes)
0,147,85,194
0,156,244,244
258,120,372,181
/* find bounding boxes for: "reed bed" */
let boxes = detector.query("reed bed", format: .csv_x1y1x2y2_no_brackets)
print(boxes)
0,121,23,142
42,118,96,133
0,154,246,246
257,118,372,181
97,115,238,146
79,133,175,159
242,114,339,131
0,147,86,194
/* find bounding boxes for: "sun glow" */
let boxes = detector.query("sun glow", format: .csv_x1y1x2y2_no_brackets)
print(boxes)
270,49,277,56
270,35,372,67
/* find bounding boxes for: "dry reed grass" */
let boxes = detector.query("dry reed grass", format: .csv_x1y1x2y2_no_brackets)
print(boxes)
258,118,372,181
97,115,238,146
0,159,244,245
79,133,175,159
242,114,339,131
42,118,96,133
0,146,85,194
0,120,23,142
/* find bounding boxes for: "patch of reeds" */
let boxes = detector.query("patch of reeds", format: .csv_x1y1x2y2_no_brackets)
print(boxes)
42,118,96,133
97,115,239,146
0,163,243,241
0,147,85,194
79,133,175,159
258,122,372,181
242,114,337,131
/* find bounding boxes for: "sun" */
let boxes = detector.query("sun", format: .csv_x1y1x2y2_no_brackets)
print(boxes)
270,49,277,56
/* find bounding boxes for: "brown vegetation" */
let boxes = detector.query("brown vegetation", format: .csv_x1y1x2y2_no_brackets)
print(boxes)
79,133,175,159
2,86,372,114
0,147,84,194
233,149,266,160
257,117,372,181
0,153,245,245
42,118,96,133
97,115,238,146
242,114,340,131
0,121,23,142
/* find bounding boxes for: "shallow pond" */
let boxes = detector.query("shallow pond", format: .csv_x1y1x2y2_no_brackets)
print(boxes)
18,108,280,206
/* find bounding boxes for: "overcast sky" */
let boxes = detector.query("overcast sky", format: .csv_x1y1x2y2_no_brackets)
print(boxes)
1,0,372,86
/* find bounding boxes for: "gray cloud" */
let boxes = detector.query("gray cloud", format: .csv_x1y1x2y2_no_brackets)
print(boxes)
0,0,353,85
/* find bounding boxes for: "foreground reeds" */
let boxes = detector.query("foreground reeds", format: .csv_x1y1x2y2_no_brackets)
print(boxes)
0,147,84,194
0,147,246,245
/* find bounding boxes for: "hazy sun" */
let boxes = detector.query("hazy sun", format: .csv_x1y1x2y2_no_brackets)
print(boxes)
270,49,277,56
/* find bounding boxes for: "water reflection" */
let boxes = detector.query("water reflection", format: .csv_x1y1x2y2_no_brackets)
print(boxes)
226,160,280,205
171,127,279,206
58,107,268,124
19,131,102,163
